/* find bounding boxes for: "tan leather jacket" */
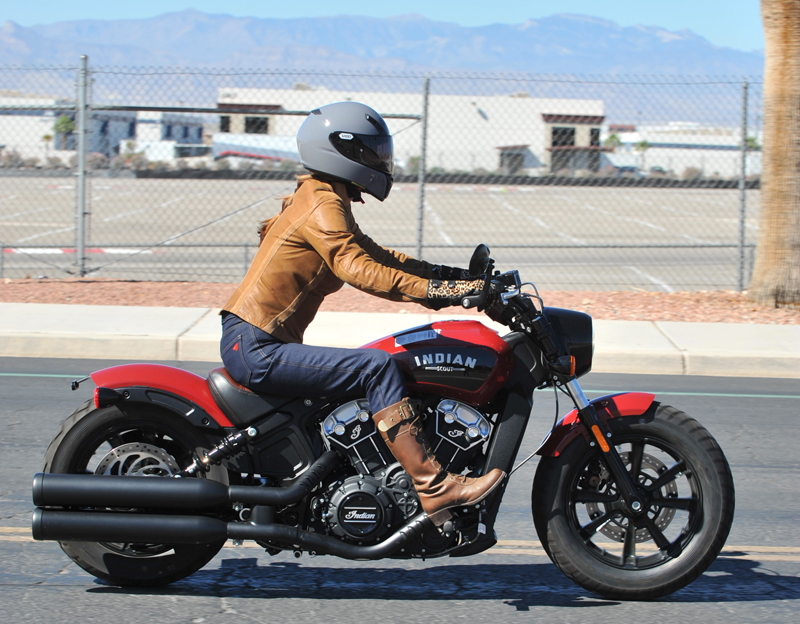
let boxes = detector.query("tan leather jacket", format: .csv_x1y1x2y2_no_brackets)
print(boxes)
223,178,435,344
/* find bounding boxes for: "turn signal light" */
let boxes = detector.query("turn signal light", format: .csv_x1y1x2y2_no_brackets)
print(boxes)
551,355,576,376
94,387,121,409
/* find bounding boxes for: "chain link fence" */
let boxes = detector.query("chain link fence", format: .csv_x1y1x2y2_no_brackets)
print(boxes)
1,59,762,291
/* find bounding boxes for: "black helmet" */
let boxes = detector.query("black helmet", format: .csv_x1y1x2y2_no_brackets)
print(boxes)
297,101,394,201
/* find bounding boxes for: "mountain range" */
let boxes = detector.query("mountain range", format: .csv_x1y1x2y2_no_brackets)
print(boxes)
0,10,764,76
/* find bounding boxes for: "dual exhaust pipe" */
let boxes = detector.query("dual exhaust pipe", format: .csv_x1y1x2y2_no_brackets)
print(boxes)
33,450,341,510
31,508,430,559
31,450,431,559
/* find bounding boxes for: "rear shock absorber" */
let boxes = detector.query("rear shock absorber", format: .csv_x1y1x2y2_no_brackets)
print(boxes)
181,426,258,476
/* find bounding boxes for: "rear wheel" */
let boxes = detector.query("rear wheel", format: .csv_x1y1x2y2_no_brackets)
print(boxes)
44,400,229,587
532,404,734,600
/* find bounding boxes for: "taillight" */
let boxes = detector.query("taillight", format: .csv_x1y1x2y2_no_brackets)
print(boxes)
94,387,121,409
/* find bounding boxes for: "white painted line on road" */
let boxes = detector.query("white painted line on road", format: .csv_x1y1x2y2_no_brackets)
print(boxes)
584,204,666,232
159,196,185,207
1,206,58,220
3,248,65,254
103,208,150,222
14,226,74,244
680,234,717,244
103,196,185,223
492,196,586,245
659,205,701,218
424,201,454,246
626,266,674,293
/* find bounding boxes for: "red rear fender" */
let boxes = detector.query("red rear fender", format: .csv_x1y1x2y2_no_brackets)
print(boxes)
90,364,233,427
537,392,656,457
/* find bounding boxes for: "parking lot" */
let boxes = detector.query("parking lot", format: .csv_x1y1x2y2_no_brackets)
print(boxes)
0,176,760,291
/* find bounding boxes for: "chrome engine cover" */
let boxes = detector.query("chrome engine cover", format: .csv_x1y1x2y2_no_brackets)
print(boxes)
430,399,491,471
322,399,389,475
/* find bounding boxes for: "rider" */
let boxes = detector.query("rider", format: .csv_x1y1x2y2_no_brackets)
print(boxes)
220,101,505,524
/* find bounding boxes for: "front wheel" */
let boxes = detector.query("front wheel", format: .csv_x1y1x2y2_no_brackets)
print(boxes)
532,404,734,600
43,400,229,587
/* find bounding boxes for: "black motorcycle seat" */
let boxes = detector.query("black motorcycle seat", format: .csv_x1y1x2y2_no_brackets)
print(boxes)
207,367,293,425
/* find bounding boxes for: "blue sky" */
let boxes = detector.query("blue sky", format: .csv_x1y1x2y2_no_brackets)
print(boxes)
3,1,765,52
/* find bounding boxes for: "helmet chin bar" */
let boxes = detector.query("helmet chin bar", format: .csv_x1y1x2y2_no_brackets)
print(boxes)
345,182,364,203
304,169,389,202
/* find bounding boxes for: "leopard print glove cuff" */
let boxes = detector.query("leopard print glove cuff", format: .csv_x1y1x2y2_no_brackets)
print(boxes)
426,278,485,309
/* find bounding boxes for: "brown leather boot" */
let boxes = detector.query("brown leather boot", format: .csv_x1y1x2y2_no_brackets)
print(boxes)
373,398,506,525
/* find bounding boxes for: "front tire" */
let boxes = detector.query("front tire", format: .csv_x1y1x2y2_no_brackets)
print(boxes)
43,400,229,587
532,404,734,600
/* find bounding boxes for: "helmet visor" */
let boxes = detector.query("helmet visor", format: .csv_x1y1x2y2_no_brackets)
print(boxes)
330,132,394,175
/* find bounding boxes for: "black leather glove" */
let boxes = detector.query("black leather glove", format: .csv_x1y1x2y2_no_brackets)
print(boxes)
425,278,485,310
432,265,477,280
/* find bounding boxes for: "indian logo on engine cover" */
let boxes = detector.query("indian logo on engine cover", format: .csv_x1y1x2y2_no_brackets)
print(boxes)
344,509,377,521
338,493,383,537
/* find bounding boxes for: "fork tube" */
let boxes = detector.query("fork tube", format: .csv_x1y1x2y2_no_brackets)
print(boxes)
571,384,644,511
564,378,590,410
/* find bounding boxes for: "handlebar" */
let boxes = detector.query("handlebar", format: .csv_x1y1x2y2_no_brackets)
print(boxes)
460,257,495,311
460,292,485,310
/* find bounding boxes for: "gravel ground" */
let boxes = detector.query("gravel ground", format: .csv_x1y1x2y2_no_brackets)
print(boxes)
1,278,798,324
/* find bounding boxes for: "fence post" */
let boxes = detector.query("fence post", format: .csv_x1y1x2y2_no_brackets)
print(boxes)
738,79,748,291
415,75,430,260
75,55,89,277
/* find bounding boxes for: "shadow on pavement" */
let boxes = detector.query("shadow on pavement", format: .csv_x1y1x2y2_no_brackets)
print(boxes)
86,556,800,608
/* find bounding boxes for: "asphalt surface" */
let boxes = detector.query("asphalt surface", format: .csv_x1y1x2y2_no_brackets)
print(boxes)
1,357,799,622
1,178,760,290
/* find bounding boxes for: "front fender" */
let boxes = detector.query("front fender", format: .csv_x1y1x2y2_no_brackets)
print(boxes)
537,392,656,457
90,364,234,428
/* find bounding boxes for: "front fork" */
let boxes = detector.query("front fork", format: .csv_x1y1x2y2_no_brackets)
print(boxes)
564,377,645,512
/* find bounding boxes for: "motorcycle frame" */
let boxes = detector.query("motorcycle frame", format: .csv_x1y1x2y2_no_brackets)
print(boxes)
79,328,656,558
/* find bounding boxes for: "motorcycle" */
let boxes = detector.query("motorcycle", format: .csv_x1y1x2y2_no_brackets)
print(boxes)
31,245,734,600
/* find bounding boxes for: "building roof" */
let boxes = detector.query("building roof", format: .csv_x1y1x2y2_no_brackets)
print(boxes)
542,114,605,125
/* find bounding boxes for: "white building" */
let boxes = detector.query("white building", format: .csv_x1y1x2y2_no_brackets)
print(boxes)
602,121,762,178
0,95,136,165
215,86,606,175
132,111,207,163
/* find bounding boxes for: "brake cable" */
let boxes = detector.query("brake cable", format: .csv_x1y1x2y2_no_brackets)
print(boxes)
509,378,562,477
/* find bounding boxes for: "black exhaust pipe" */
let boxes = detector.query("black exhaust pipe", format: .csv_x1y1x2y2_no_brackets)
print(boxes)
32,508,228,544
33,451,340,510
32,508,431,559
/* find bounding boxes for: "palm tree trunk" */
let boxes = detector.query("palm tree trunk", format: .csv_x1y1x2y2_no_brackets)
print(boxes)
747,0,800,307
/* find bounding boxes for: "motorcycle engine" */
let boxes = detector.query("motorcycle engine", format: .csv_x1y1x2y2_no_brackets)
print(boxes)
319,464,420,542
426,399,492,473
318,398,492,544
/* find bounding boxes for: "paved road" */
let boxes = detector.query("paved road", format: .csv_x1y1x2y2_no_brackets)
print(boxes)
0,177,760,290
1,357,798,622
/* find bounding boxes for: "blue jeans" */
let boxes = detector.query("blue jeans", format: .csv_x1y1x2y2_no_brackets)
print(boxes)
220,312,406,414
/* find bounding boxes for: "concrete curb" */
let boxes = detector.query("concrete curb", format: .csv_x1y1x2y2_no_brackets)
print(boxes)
1,302,798,378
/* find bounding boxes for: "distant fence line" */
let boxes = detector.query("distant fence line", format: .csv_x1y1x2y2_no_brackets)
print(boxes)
0,58,762,292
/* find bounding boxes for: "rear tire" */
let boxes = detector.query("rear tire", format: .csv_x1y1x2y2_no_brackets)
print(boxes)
532,404,734,600
44,400,229,587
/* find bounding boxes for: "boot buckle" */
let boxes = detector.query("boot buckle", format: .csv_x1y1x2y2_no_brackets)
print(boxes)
376,402,415,432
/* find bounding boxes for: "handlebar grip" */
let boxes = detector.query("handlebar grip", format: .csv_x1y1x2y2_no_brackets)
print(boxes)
461,293,485,309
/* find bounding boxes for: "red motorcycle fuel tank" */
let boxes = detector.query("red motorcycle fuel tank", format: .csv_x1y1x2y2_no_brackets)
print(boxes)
362,320,514,405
